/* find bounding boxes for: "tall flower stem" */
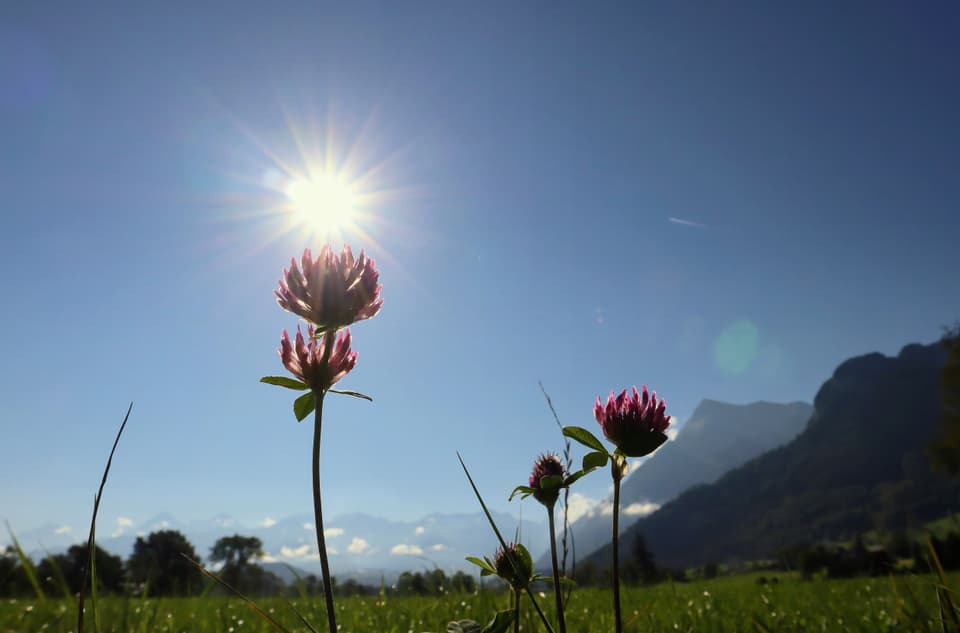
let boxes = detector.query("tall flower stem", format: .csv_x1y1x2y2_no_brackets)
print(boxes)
311,390,337,633
611,456,624,633
546,506,567,633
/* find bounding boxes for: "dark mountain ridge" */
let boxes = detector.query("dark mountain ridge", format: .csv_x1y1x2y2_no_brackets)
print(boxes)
584,342,960,569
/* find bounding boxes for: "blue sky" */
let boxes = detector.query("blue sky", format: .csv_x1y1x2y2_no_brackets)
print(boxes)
2,1,959,547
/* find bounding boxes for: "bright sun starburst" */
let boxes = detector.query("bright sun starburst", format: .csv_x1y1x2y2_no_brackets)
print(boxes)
285,174,357,237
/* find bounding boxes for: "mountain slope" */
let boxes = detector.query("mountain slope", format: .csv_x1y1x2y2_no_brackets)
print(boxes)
585,342,960,569
543,400,811,567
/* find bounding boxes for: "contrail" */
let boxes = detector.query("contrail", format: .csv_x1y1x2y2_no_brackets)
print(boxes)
668,217,709,229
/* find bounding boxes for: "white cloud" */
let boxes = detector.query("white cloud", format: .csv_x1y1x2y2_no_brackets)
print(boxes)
279,544,321,559
117,517,133,527
260,517,278,528
565,493,605,523
260,552,279,563
666,427,679,441
430,544,448,552
324,528,344,538
414,526,426,535
53,526,72,535
347,537,371,555
668,216,709,230
391,544,424,556
303,523,313,530
623,502,661,517
135,531,146,537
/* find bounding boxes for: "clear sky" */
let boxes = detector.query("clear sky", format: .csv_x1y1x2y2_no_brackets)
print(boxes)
2,2,959,544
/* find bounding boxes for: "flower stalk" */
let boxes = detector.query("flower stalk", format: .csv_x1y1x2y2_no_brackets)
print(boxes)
311,390,337,633
611,454,626,633
545,505,567,633
264,245,383,633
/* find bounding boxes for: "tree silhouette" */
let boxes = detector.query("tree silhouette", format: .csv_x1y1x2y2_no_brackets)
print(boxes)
0,547,32,596
127,530,201,596
622,533,658,584
932,324,960,474
209,535,263,568
37,544,124,595
209,535,273,595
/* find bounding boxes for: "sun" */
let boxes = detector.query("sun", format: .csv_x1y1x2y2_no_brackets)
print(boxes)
285,174,357,238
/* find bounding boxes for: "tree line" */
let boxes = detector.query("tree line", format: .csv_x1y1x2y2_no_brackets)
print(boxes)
0,530,487,598
0,531,280,597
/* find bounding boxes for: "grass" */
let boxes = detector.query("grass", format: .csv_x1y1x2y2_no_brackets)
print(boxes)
1,571,957,632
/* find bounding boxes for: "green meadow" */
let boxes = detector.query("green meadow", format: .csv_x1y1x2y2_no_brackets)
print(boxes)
2,571,955,633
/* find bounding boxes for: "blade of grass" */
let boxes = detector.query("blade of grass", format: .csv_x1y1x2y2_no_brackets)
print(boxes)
4,522,46,603
198,566,224,599
457,452,556,633
928,536,960,631
181,555,293,633
285,598,320,633
278,561,321,631
78,402,132,633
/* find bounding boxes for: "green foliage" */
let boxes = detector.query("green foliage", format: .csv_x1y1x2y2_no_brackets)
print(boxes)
293,391,316,421
0,573,957,631
259,376,309,390
561,426,607,454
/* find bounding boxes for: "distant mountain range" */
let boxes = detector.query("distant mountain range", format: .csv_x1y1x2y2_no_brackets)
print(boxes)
542,399,811,569
14,510,547,585
583,342,960,570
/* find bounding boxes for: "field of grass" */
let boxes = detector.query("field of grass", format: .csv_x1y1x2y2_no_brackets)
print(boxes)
2,571,956,633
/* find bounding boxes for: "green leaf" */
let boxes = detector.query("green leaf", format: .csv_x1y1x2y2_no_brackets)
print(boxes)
514,543,534,571
508,485,534,501
538,474,563,490
294,391,316,422
563,470,588,486
447,620,483,633
582,450,609,471
328,388,373,402
562,425,607,453
465,556,496,575
260,376,309,390
480,610,517,633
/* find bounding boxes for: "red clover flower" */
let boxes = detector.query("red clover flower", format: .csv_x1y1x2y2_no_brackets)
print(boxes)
275,245,382,332
493,542,534,591
279,325,357,392
529,453,565,507
594,385,672,458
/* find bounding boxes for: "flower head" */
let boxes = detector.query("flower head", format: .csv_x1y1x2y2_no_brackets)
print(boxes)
279,325,357,392
493,542,534,591
594,385,671,457
275,245,382,332
529,453,565,507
